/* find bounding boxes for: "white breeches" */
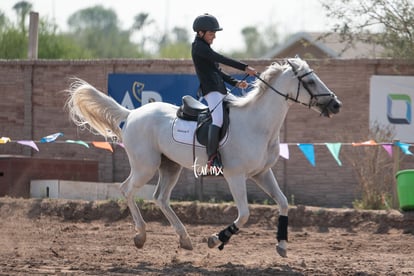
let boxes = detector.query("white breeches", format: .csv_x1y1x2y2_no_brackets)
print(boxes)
204,91,225,127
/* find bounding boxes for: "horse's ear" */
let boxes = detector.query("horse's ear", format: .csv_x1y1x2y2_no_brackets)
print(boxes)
286,58,294,68
286,58,298,75
295,54,301,60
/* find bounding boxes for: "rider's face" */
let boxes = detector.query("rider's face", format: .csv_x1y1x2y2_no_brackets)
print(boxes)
202,31,216,45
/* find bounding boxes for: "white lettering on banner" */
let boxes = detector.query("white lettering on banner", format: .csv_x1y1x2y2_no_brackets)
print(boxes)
121,91,135,110
370,75,414,142
119,90,163,110
141,91,162,105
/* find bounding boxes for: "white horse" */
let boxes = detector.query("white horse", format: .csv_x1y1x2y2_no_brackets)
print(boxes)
66,57,341,257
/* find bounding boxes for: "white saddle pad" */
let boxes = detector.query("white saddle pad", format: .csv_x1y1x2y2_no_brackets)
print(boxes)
172,118,228,147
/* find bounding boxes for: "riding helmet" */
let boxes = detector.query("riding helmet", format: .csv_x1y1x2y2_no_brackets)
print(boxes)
192,13,223,32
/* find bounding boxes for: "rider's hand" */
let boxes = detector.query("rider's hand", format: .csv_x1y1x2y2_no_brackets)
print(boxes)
245,66,257,76
237,80,249,89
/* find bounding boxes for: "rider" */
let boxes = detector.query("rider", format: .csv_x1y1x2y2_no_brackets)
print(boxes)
191,13,257,171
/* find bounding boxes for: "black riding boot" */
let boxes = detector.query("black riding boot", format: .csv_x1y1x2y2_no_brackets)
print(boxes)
207,124,223,172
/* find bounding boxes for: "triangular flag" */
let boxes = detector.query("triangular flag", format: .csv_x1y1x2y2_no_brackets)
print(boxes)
325,143,342,166
0,137,11,144
395,141,413,155
66,139,89,148
92,141,113,152
40,132,63,143
298,143,315,166
279,143,289,159
17,140,39,151
381,144,393,157
352,139,377,146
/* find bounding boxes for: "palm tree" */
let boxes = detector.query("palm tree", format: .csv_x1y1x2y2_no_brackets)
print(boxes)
131,12,154,51
13,1,32,34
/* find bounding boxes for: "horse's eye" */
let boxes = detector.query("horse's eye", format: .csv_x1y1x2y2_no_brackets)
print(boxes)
306,79,315,86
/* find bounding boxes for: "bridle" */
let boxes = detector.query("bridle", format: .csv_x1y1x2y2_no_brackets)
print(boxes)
254,61,337,111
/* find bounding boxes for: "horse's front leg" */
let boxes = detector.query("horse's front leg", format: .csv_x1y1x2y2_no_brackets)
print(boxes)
251,168,289,257
208,174,249,250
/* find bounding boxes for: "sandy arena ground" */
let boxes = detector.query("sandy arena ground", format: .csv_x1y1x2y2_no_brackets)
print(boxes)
0,197,413,275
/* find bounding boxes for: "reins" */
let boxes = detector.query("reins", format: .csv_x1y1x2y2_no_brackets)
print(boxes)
192,74,249,166
209,73,250,114
191,63,336,165
254,71,316,108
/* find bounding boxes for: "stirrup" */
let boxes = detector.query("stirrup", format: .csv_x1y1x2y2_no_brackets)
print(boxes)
207,154,223,175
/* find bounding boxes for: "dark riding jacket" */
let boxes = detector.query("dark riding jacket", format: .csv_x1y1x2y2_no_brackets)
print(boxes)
192,36,248,96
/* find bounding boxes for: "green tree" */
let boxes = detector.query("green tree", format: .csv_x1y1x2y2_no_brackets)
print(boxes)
242,26,261,56
67,5,141,58
67,5,118,32
0,7,92,59
12,1,32,34
0,11,7,29
322,0,414,58
132,12,153,31
131,12,155,55
171,27,189,43
0,27,26,58
158,27,191,58
37,20,92,59
232,24,279,58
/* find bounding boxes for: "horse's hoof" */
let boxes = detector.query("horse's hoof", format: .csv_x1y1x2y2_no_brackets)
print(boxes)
133,232,146,249
276,245,287,258
179,236,193,250
207,234,220,248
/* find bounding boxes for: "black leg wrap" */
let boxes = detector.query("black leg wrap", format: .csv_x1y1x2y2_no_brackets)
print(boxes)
277,215,288,242
217,223,239,250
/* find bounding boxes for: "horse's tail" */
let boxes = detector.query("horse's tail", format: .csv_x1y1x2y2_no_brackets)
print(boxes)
65,78,130,141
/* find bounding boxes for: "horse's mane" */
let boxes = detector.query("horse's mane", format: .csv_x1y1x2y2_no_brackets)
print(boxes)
229,58,308,107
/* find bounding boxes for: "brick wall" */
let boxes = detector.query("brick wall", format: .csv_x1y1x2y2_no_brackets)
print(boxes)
0,59,413,207
0,156,98,197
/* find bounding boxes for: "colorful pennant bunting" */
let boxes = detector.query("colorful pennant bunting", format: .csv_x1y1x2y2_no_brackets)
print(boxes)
298,143,315,166
279,143,289,159
0,137,11,144
325,143,342,166
1,132,414,166
65,140,90,148
381,144,393,157
17,140,39,151
92,141,113,152
40,132,63,143
352,139,377,146
395,141,413,155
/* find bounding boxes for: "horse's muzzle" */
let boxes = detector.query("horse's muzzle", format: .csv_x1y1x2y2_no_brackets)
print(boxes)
321,98,342,117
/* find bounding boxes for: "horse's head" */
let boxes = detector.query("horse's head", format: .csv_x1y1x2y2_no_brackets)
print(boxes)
285,57,342,117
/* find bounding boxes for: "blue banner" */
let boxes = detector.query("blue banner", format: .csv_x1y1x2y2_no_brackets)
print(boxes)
108,73,253,109
108,74,199,109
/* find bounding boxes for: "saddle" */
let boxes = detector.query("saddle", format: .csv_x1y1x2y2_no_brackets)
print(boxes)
176,95,229,146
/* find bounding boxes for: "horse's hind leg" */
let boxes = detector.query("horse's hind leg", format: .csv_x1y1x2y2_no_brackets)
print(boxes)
153,155,193,250
251,168,289,257
120,164,158,249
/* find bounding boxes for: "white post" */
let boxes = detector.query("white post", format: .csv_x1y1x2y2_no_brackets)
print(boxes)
28,12,39,59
